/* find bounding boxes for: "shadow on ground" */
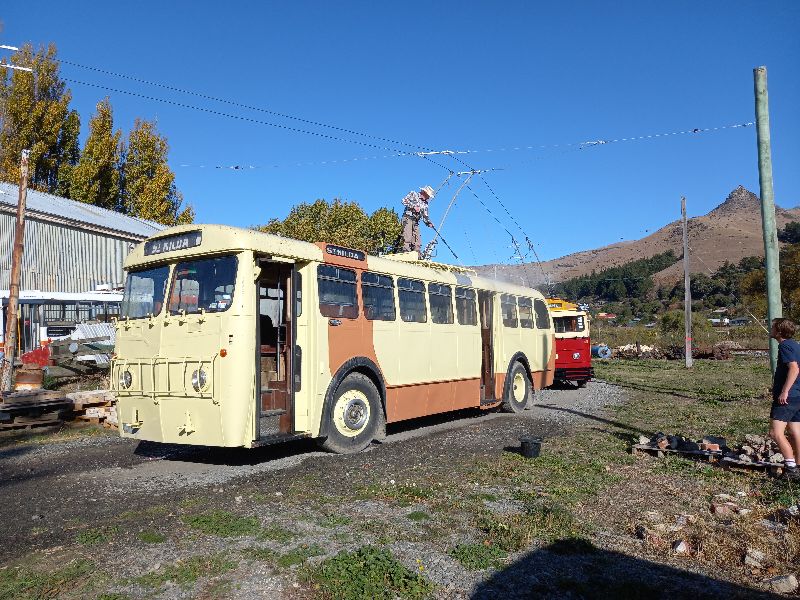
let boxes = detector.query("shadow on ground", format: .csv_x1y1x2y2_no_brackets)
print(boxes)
133,407,498,466
473,538,782,600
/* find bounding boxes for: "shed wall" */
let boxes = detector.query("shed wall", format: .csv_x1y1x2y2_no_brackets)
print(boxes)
0,214,134,293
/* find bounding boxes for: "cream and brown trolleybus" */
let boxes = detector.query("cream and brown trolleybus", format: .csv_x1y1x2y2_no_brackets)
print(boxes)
112,225,555,453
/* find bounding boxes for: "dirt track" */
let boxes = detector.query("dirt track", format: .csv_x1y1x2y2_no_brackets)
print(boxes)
1,382,782,599
0,384,616,562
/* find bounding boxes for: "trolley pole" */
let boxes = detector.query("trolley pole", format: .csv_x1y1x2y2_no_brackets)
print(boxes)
1,149,30,392
681,197,693,369
753,66,783,374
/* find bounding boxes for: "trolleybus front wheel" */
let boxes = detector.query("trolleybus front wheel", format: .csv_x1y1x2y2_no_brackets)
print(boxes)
502,361,531,414
319,372,384,454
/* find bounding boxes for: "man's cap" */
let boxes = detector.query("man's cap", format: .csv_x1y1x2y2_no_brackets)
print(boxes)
421,185,435,198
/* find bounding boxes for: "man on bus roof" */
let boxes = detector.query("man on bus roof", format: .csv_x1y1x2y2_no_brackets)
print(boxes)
400,185,435,257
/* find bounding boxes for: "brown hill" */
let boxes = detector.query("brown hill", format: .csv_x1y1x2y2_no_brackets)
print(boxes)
477,186,800,287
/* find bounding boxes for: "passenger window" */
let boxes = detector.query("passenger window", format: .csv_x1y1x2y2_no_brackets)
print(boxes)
428,283,453,325
318,264,358,319
534,299,551,329
398,278,427,323
362,272,396,321
519,297,534,329
501,294,518,328
455,287,477,326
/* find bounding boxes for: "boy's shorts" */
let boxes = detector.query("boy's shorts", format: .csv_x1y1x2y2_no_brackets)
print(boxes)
771,400,800,423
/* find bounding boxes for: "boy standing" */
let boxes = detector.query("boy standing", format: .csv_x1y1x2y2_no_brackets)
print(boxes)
769,318,800,474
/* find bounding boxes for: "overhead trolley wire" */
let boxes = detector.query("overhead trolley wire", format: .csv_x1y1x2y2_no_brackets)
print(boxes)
62,77,411,153
60,58,425,152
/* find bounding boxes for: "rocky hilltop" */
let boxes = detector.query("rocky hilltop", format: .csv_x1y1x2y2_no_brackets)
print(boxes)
476,186,800,287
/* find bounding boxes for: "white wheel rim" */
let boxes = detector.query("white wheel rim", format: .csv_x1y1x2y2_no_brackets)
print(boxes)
512,372,527,403
333,389,370,437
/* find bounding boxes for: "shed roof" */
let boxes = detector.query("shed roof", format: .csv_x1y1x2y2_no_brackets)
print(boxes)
0,182,164,241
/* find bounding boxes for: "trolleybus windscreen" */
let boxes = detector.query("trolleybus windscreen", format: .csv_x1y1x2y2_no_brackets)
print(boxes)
168,255,238,314
122,266,170,318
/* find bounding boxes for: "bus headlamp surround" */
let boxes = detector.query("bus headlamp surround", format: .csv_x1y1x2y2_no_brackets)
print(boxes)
119,369,133,389
191,368,208,392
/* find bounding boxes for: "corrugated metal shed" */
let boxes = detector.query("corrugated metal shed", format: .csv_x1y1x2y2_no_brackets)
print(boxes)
0,182,163,240
0,182,165,293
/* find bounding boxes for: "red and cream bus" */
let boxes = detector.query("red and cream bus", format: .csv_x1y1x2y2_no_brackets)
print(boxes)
547,298,592,387
112,225,555,453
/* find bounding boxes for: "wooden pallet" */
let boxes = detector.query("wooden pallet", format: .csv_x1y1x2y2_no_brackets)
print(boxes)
632,443,722,462
721,456,784,476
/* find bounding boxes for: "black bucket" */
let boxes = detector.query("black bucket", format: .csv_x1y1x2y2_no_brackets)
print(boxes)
520,436,542,458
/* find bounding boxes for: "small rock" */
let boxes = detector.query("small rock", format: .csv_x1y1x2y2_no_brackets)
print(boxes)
235,496,243,503
737,508,752,516
768,452,785,464
672,540,690,555
714,493,736,502
736,491,747,497
710,502,738,517
31,514,43,521
759,519,788,533
274,491,283,497
744,548,766,568
745,434,766,446
762,574,798,594
638,435,650,445
738,453,753,463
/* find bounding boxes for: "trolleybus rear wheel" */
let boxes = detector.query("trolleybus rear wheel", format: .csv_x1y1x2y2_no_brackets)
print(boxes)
319,372,384,454
502,361,531,413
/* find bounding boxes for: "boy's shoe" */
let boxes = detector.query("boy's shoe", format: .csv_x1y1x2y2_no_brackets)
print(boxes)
784,465,800,480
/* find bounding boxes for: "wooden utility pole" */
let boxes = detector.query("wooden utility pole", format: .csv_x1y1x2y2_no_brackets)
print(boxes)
1,149,30,392
681,196,693,369
753,66,783,374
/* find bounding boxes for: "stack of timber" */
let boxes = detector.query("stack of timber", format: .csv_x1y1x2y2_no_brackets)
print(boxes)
0,389,118,431
68,390,117,428
0,389,71,430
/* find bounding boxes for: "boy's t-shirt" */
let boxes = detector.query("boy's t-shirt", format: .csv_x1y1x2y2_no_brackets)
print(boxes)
774,338,800,401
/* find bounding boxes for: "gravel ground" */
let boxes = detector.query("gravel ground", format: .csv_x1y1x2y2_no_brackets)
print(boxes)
6,380,768,600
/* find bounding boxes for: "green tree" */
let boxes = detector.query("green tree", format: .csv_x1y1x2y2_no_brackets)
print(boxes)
121,118,193,225
0,43,77,193
70,98,121,209
260,199,402,255
778,222,800,244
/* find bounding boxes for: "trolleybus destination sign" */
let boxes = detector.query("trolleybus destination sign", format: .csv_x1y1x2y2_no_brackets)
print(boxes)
144,231,203,256
325,244,365,261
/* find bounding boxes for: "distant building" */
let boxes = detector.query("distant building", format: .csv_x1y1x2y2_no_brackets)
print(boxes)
0,182,163,293
596,312,617,320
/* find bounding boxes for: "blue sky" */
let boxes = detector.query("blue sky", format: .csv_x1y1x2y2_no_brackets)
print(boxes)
2,1,799,269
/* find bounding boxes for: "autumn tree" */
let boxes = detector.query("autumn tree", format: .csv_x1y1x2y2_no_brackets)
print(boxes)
260,199,402,255
121,118,193,225
70,98,121,209
0,43,78,193
741,243,800,321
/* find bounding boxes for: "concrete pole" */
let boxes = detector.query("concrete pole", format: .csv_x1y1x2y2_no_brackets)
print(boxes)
681,197,693,368
753,66,783,374
1,149,30,392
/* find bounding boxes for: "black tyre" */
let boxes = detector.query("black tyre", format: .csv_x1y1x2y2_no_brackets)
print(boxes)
501,361,530,413
318,372,384,454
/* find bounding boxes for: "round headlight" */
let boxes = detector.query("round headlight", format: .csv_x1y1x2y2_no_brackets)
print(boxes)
119,370,132,389
191,369,208,392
